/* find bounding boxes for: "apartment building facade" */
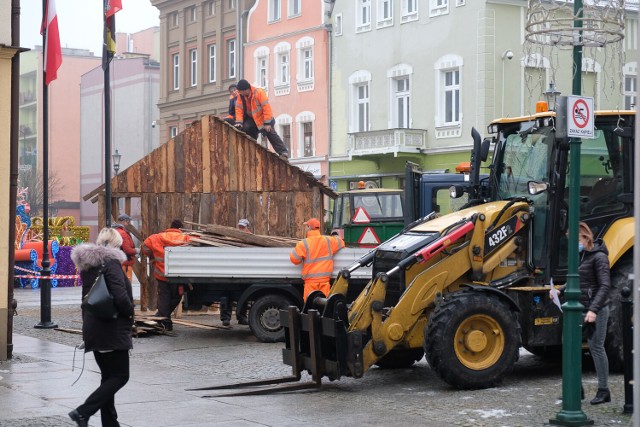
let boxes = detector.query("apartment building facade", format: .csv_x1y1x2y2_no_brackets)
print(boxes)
244,0,332,180
328,0,637,191
150,0,256,143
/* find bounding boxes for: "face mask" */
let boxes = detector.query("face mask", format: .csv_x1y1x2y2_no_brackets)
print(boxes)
578,242,585,252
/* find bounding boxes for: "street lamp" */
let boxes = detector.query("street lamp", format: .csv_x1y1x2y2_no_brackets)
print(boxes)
112,149,122,175
544,82,561,111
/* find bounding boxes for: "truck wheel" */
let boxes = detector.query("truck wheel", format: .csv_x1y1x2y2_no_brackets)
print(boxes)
424,290,520,389
374,348,424,369
249,294,294,343
605,254,631,373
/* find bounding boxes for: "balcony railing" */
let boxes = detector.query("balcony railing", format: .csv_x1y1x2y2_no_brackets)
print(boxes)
348,128,427,157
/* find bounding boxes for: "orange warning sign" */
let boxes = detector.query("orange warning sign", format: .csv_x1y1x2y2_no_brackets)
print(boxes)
352,207,371,224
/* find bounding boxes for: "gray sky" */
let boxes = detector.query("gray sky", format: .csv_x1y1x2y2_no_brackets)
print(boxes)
21,0,160,55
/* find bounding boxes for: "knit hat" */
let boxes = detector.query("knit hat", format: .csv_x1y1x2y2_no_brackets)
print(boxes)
236,79,251,90
117,213,132,221
303,218,321,230
237,219,251,228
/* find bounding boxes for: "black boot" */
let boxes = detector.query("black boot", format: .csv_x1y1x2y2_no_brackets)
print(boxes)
590,388,611,405
68,409,89,427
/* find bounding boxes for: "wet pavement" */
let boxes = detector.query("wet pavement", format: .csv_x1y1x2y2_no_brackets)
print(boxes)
0,286,634,427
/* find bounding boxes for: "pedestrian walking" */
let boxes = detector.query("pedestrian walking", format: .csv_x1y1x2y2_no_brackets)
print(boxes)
234,79,290,159
69,228,135,427
142,219,192,331
112,213,138,283
577,222,612,404
290,217,344,301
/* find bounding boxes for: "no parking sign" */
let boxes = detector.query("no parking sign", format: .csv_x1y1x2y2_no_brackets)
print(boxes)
566,95,594,139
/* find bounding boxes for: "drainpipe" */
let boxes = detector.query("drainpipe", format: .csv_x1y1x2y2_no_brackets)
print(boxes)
237,3,250,79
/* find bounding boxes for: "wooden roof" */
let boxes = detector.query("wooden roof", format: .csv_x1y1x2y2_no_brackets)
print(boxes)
84,115,336,237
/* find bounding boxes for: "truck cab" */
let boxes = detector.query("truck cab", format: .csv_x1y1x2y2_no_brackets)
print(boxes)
331,164,475,247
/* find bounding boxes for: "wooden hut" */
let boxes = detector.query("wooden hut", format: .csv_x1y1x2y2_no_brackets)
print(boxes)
84,115,336,238
83,115,336,310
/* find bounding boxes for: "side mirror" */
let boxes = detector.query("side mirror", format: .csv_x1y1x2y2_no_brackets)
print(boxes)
480,138,491,162
528,181,549,195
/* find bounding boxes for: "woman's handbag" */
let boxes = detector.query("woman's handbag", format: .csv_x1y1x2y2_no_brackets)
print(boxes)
81,266,118,320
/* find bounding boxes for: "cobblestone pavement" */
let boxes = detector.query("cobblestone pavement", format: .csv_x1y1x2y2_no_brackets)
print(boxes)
2,287,634,427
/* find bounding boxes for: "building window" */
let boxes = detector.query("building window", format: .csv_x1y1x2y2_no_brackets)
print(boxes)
172,53,180,90
269,0,281,22
227,39,236,78
277,52,289,85
401,0,418,22
208,44,216,83
170,12,179,27
356,0,371,33
356,84,370,132
288,0,301,17
170,126,178,138
377,0,393,27
207,1,215,16
228,0,236,9
302,122,314,157
394,77,410,128
189,6,197,22
335,13,343,36
189,48,197,87
443,69,460,124
302,48,313,80
281,124,291,154
625,75,636,109
430,0,448,17
257,55,268,89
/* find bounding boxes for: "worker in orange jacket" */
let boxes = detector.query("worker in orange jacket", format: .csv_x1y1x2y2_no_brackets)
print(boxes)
290,218,344,301
234,79,289,160
142,219,191,331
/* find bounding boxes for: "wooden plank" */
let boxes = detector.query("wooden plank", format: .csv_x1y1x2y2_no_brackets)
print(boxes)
247,142,257,192
174,134,185,193
201,116,211,194
221,127,230,191
97,193,106,230
199,191,212,225
186,122,202,193
167,138,176,193
211,122,221,192
255,142,263,191
228,131,238,191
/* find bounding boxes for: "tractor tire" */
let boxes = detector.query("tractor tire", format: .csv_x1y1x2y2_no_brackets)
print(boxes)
374,348,425,369
605,254,632,373
424,290,521,389
248,294,294,343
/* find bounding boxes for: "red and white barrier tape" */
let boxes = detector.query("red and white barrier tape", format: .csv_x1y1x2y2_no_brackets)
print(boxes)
14,265,39,274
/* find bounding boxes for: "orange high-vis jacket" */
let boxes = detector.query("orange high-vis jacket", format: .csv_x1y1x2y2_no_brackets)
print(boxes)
290,230,344,285
235,85,274,129
142,228,191,281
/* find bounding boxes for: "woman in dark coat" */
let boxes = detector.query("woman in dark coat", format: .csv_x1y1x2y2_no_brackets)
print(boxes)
578,221,612,405
69,227,135,427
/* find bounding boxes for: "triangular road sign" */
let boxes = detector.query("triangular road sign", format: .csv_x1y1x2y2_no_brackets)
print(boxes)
358,227,380,247
352,207,371,224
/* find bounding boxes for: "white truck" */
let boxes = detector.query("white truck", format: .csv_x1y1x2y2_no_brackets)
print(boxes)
164,246,371,342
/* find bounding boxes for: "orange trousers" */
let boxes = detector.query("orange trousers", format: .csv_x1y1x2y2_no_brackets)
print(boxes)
303,281,330,301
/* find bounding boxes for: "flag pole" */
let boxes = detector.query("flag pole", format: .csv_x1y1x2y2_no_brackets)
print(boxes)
35,0,57,329
104,0,112,227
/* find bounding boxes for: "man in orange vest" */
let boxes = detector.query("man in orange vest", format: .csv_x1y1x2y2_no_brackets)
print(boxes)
290,218,344,301
234,79,290,160
142,219,191,331
112,213,138,282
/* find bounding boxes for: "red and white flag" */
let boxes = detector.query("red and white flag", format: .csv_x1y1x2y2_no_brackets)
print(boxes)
40,0,62,85
106,0,122,18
